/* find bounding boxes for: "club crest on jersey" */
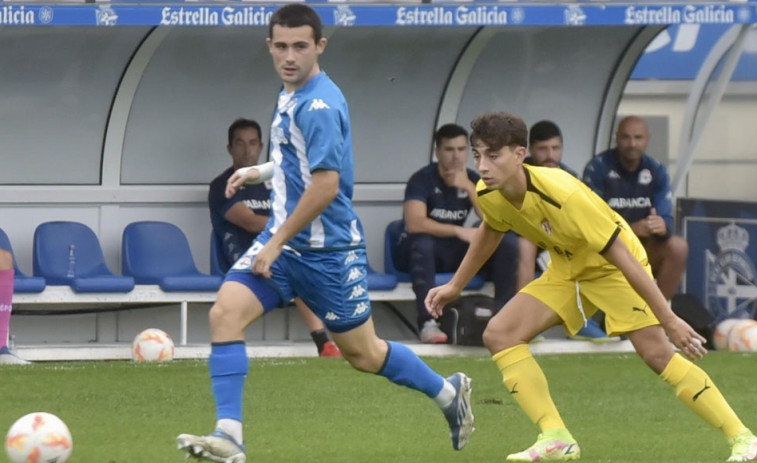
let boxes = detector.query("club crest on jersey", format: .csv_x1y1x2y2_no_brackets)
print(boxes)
541,219,552,235
271,126,288,145
639,169,652,185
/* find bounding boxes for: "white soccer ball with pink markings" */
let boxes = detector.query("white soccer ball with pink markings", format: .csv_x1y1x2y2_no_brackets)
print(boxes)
713,318,742,351
5,412,73,463
727,319,757,352
132,328,175,362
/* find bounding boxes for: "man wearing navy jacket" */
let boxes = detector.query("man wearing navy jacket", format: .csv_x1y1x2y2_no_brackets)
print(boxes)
583,115,688,300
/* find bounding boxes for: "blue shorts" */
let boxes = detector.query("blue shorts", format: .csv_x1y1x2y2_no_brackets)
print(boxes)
225,240,372,333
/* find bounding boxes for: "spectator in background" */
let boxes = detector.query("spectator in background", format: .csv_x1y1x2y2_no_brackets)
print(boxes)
208,118,339,358
583,115,688,301
397,123,518,344
519,120,614,342
0,249,30,365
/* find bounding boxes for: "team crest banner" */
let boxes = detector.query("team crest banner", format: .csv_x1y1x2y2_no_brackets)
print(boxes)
678,198,757,322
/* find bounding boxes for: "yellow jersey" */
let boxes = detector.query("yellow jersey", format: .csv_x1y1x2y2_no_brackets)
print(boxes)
476,164,647,280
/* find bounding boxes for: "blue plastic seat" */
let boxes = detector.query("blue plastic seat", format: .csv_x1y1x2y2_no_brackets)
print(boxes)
366,264,398,291
0,228,46,293
209,232,227,276
33,221,135,293
122,221,222,292
383,219,485,289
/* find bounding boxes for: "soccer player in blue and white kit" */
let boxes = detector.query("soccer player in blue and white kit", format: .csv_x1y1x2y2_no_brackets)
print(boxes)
177,5,473,462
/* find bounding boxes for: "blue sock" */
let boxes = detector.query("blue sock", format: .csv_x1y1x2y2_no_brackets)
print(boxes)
377,341,444,398
209,342,249,422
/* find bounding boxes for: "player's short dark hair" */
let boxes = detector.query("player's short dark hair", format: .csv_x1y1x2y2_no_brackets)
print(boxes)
529,120,562,146
269,4,323,43
434,123,469,147
227,118,262,147
470,112,527,151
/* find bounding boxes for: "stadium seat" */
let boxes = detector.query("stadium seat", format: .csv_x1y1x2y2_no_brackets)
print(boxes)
0,228,46,293
366,264,398,291
33,221,135,293
122,221,222,292
209,232,227,276
383,219,485,289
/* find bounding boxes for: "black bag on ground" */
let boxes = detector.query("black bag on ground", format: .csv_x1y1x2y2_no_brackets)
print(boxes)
439,295,498,346
671,293,716,344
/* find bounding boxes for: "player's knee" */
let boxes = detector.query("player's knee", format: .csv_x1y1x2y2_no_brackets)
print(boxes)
482,322,517,353
343,350,381,373
208,301,246,332
667,236,689,264
0,249,12,270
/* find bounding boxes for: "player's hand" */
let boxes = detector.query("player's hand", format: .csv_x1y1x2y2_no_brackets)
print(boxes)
646,208,667,236
448,169,473,190
251,241,282,279
455,226,476,243
425,283,462,318
662,315,708,361
225,167,261,199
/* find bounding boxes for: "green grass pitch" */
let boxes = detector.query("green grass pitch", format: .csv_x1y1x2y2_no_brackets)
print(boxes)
1,352,755,462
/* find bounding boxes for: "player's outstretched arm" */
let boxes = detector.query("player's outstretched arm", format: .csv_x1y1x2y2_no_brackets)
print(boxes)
602,237,707,360
225,162,275,199
425,222,503,317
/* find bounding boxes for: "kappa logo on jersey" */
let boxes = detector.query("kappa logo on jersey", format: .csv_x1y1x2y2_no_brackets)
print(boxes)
344,251,359,265
541,219,552,235
352,302,369,316
347,267,363,282
639,168,652,185
308,99,330,111
349,284,367,300
325,312,340,321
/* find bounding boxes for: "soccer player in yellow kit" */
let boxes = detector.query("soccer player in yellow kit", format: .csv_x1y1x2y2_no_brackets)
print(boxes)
426,111,757,462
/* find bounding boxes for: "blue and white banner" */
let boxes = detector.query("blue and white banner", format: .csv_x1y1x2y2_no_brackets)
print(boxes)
0,3,755,27
679,199,757,322
632,24,757,80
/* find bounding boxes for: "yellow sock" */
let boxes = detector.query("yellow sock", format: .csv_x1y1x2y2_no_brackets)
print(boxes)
660,353,747,438
493,344,565,431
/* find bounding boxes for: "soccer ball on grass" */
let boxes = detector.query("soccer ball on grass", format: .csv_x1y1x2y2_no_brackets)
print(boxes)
132,328,175,362
5,412,72,463
727,318,757,352
713,318,743,351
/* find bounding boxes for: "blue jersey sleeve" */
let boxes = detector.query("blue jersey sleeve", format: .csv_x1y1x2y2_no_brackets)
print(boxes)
404,168,431,204
296,99,344,172
582,156,605,196
652,164,674,236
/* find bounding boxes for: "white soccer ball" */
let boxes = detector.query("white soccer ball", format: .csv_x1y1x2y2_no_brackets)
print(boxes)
727,319,757,352
713,318,743,351
132,328,175,362
5,412,73,463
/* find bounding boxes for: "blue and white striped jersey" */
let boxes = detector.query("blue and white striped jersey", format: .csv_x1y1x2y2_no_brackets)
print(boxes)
259,72,365,252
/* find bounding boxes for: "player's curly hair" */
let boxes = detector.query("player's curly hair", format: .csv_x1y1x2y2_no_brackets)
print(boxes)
470,112,527,151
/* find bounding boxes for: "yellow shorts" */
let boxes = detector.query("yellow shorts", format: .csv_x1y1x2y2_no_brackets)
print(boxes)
520,265,660,337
